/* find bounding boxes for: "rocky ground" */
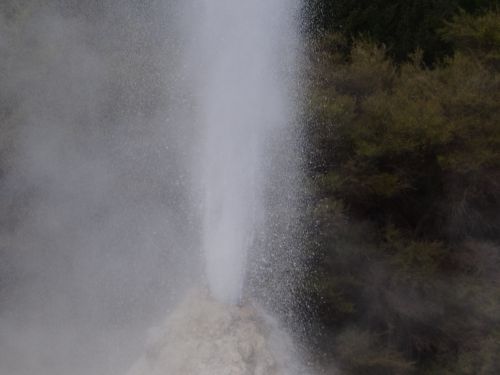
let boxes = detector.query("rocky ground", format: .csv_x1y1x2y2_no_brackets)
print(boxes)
126,289,306,375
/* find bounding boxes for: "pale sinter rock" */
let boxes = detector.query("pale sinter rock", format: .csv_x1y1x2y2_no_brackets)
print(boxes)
127,289,301,375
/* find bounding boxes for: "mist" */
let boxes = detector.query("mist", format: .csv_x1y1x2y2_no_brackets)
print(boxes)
0,1,306,374
0,2,200,374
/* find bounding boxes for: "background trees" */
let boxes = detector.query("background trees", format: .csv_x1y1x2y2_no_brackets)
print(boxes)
306,0,498,63
305,7,500,374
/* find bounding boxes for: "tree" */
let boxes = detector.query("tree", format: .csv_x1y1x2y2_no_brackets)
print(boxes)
305,10,500,373
305,0,498,63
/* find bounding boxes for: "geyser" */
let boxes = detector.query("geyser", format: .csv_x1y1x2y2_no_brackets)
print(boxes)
193,0,300,304
128,0,305,373
0,0,304,373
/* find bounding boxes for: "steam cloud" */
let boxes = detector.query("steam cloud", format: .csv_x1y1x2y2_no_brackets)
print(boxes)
0,1,305,374
0,2,197,374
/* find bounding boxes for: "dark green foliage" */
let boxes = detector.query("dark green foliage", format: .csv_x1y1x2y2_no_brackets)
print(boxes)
335,328,414,374
306,10,500,374
306,0,498,63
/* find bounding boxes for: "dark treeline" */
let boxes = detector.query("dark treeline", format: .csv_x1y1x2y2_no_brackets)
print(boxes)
304,1,500,374
306,0,498,63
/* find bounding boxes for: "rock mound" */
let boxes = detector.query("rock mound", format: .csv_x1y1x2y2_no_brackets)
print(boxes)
127,289,301,375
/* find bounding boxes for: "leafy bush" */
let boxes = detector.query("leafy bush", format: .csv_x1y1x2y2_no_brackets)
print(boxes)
305,10,500,373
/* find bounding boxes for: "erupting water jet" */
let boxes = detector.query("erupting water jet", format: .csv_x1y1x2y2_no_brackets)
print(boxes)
194,0,300,305
128,0,305,373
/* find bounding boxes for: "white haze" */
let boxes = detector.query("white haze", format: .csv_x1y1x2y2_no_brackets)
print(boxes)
189,0,301,304
0,1,304,374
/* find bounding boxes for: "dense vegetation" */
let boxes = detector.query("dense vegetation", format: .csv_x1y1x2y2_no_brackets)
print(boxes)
305,4,500,374
306,0,498,63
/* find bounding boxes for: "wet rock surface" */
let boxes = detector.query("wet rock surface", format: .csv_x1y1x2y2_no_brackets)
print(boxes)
127,290,300,375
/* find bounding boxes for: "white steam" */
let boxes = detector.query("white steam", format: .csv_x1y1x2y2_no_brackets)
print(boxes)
0,1,305,374
190,0,301,303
